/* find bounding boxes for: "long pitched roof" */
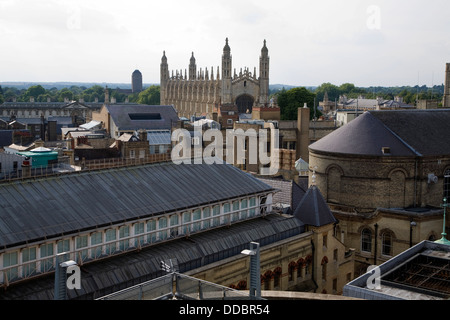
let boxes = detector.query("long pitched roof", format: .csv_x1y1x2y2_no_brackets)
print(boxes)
0,161,274,249
106,104,178,130
309,109,450,157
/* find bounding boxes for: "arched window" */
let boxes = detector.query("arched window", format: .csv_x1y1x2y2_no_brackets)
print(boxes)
361,228,372,253
382,232,393,256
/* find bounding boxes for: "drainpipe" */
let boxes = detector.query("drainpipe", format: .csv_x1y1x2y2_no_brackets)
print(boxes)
374,223,378,265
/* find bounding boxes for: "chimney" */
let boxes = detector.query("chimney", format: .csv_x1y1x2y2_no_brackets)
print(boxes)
21,157,32,178
138,129,147,142
30,97,35,103
105,86,110,104
47,97,51,103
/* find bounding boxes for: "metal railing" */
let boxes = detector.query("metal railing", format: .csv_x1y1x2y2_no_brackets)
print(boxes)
96,272,263,300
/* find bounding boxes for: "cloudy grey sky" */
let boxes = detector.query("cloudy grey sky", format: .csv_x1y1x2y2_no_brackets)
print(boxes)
1,0,449,87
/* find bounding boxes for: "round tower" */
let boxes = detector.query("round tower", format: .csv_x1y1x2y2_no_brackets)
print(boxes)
131,69,143,93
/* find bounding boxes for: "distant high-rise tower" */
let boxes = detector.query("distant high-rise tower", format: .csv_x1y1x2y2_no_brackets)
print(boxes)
132,69,143,93
444,63,450,108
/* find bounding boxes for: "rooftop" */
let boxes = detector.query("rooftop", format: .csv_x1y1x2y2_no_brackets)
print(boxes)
0,161,274,249
105,104,178,131
310,109,450,157
343,240,450,300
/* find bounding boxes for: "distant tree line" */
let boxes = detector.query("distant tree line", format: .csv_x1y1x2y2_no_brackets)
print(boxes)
0,84,161,105
273,82,445,121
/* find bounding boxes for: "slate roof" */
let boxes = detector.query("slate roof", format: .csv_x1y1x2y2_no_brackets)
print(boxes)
309,109,450,157
0,161,274,249
293,185,337,227
106,104,178,131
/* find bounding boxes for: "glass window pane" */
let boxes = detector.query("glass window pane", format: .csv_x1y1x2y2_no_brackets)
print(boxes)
40,243,54,272
147,220,157,243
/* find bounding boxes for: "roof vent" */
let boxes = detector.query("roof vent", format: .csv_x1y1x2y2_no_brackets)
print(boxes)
382,147,391,155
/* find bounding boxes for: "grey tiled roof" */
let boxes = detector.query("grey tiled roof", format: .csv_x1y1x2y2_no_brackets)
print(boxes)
293,185,337,227
106,104,178,131
0,161,274,249
309,109,450,157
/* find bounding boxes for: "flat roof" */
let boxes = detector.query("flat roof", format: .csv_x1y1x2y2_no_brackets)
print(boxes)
343,240,450,300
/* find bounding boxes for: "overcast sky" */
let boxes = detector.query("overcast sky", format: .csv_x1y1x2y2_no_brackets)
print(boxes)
1,0,449,87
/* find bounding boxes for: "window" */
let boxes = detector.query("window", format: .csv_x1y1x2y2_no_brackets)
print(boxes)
321,257,328,281
147,220,157,243
170,214,179,237
203,207,211,229
212,205,220,226
139,150,145,159
40,243,54,272
22,247,36,277
134,222,145,247
249,197,256,217
105,229,117,255
444,169,450,199
159,217,168,240
183,212,191,234
232,201,240,222
323,234,328,249
130,150,135,159
223,203,230,224
57,239,70,261
3,251,18,281
76,235,88,262
119,226,130,251
91,232,103,259
192,209,201,232
361,228,372,253
240,199,248,220
382,232,393,256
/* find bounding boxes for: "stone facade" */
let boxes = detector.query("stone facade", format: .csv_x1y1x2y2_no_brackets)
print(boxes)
160,38,279,120
308,110,450,276
188,220,354,295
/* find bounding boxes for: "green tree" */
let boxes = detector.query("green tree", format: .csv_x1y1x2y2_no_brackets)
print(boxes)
58,88,73,102
137,85,160,105
277,87,317,120
314,83,341,102
22,85,46,101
